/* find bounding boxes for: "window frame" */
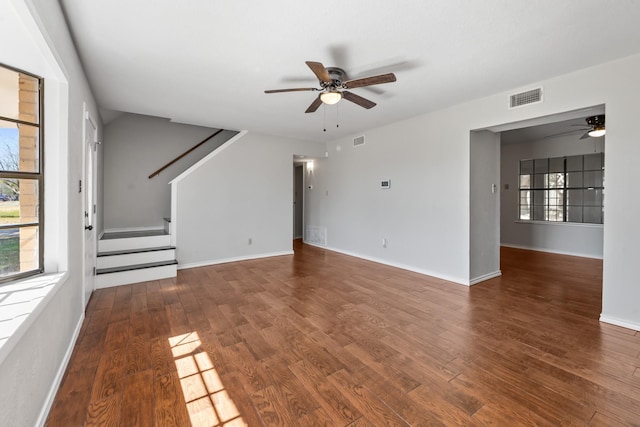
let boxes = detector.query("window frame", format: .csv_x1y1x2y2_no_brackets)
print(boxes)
518,153,604,225
0,63,44,283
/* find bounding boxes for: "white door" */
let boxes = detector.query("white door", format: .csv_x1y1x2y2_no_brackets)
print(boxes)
82,105,98,309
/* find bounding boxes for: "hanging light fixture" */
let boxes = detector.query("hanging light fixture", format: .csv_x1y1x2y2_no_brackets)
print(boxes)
320,91,342,105
588,125,606,138
586,115,606,137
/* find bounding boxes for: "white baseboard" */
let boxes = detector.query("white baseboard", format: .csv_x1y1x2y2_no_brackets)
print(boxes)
469,270,502,285
36,312,84,427
500,243,603,260
599,314,640,332
304,242,468,286
178,251,294,270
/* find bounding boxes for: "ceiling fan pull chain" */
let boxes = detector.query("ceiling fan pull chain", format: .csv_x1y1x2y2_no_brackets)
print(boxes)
336,102,340,128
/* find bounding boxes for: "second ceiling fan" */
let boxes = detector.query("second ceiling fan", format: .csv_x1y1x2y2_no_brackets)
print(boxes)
265,61,396,113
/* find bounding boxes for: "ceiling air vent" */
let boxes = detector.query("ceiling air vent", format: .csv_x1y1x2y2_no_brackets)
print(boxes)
509,87,543,109
353,135,365,147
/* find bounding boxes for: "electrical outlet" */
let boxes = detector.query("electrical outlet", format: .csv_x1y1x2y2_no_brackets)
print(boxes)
382,238,388,248
248,238,252,245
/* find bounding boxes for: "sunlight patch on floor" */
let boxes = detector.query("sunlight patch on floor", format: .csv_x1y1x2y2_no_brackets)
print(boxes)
169,332,245,426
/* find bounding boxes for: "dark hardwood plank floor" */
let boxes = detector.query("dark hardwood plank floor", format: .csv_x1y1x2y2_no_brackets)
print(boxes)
46,242,640,426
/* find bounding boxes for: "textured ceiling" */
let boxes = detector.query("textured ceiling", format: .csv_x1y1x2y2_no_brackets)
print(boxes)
60,0,640,142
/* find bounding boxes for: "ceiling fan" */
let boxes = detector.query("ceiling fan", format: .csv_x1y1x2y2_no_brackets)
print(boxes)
543,114,606,140
264,61,397,113
572,115,606,139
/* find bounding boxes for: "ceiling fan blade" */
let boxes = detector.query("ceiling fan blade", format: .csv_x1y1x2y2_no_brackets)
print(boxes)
265,87,317,94
542,129,587,139
342,91,376,109
580,131,591,140
305,61,332,83
343,73,396,89
305,96,323,113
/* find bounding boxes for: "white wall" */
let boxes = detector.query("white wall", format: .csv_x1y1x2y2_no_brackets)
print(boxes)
173,132,325,267
306,53,640,331
501,133,604,258
103,113,236,230
0,0,101,425
305,113,471,284
470,130,501,282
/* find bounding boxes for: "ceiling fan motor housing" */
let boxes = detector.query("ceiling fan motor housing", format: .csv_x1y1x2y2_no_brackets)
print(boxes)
587,115,605,127
323,67,347,89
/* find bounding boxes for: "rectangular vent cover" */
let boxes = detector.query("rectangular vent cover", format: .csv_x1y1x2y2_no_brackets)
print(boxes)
353,135,365,147
509,88,543,109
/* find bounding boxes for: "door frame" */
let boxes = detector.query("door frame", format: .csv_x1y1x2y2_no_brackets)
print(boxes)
82,103,98,309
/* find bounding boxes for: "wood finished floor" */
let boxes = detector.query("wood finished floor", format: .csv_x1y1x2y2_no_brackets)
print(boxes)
46,242,640,426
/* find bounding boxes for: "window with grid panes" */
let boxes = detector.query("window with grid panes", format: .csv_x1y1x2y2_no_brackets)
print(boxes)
518,153,604,224
0,64,44,282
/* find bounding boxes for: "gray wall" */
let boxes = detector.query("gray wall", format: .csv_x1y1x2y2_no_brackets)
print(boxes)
0,0,101,425
500,133,604,258
305,114,472,284
470,130,501,282
103,113,235,230
173,132,325,267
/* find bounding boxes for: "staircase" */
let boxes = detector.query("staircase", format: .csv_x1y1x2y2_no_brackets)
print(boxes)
96,229,177,288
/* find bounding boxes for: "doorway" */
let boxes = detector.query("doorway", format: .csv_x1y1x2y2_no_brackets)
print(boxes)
293,164,303,239
469,105,606,285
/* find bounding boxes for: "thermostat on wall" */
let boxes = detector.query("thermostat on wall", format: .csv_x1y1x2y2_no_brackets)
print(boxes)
380,179,391,189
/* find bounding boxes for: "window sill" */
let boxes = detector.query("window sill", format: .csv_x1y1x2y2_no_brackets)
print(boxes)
0,271,68,366
515,220,603,228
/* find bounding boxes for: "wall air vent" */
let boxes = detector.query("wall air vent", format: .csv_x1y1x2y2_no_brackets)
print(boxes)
353,135,365,147
509,87,543,109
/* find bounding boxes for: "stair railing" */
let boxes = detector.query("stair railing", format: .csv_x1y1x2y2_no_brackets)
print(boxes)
148,129,224,179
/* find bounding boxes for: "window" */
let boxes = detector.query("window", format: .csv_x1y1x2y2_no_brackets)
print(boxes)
0,64,43,282
519,153,604,224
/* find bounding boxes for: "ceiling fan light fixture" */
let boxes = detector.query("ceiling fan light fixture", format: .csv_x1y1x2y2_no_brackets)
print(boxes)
320,91,342,105
588,126,606,138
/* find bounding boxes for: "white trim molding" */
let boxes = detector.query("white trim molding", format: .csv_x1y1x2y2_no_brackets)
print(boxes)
178,251,294,270
305,242,469,286
103,226,165,234
500,243,603,260
599,315,640,333
469,270,502,285
170,130,248,185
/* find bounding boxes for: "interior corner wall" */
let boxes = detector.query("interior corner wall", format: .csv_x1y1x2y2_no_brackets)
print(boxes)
103,113,235,230
470,130,500,283
174,132,325,267
1,0,102,425
500,133,604,258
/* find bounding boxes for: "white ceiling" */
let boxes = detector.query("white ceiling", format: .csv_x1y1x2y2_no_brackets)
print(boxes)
59,0,640,142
